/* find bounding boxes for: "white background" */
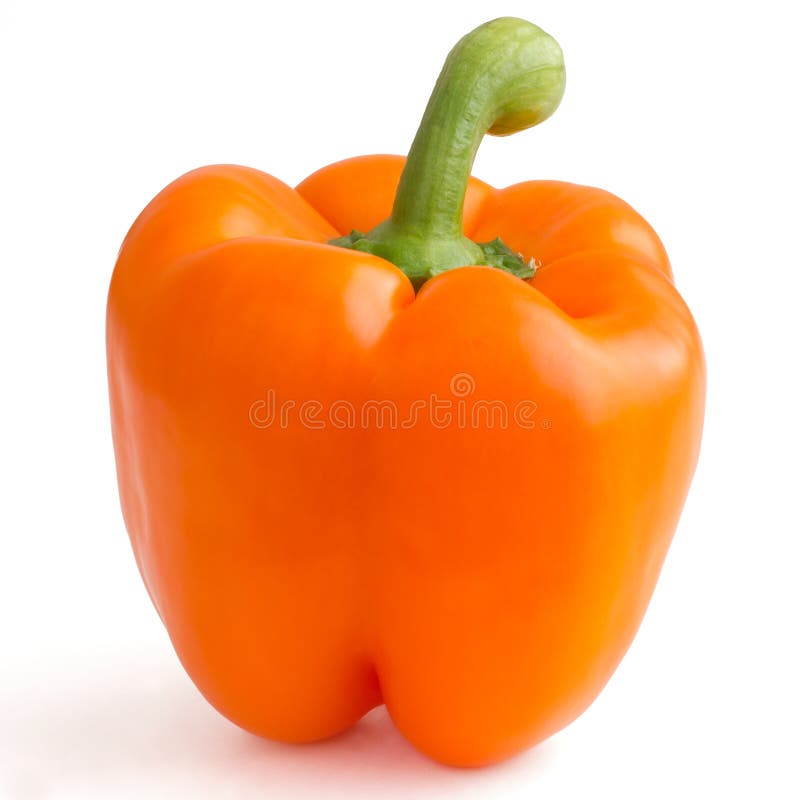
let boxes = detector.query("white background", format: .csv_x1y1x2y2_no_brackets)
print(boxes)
2,0,798,797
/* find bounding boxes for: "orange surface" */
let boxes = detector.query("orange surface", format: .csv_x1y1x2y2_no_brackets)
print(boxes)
107,154,705,766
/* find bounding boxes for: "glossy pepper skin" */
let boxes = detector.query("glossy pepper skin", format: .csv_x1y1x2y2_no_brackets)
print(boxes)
107,18,704,766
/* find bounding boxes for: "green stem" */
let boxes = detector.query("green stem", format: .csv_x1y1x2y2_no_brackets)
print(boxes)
330,17,565,288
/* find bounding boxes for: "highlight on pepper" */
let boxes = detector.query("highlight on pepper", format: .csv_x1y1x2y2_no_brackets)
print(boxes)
107,17,705,767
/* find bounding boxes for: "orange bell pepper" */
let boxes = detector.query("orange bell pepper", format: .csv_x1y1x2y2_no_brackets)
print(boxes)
107,17,705,766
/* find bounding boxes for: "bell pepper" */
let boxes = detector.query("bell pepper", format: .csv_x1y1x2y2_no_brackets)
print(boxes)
107,17,705,766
